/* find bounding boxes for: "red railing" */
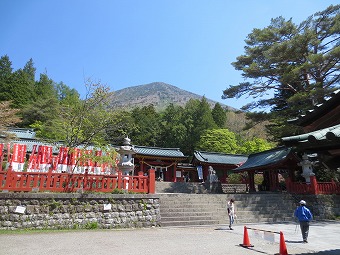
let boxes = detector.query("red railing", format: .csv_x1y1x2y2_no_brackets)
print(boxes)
286,176,340,195
0,168,155,194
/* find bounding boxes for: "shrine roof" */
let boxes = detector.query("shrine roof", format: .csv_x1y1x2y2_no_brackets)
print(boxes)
3,128,36,139
192,151,247,166
288,89,340,126
8,139,61,154
233,146,294,172
281,124,340,148
133,146,187,159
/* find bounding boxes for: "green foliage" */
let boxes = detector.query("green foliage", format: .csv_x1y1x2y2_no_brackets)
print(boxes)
227,173,242,184
57,79,116,149
212,103,227,128
223,5,340,139
130,105,161,146
112,188,126,194
237,137,274,154
159,103,187,148
254,174,264,185
104,110,138,145
197,129,274,154
197,129,239,154
84,221,98,229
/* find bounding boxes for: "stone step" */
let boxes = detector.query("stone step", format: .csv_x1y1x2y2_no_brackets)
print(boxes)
161,219,219,227
159,193,297,227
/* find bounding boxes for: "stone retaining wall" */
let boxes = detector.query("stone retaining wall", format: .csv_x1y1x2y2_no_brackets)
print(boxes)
0,192,160,230
292,194,340,220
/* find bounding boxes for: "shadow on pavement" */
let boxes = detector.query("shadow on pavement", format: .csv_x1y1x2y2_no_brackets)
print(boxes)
296,249,340,255
235,245,269,255
285,240,305,244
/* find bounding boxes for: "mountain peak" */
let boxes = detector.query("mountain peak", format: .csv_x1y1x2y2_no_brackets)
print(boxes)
111,82,235,111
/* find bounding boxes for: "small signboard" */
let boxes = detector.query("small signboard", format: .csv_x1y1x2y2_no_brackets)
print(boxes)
15,206,26,214
103,204,112,210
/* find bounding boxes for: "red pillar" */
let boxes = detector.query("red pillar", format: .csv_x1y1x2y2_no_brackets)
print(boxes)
148,168,155,194
4,166,13,190
310,175,319,195
173,164,178,182
117,170,122,190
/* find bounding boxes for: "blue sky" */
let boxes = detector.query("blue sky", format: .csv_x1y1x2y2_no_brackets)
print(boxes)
0,0,337,109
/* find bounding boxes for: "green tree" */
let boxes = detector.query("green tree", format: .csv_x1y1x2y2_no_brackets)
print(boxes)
34,73,57,100
51,80,116,148
237,137,274,154
21,74,60,127
104,110,138,145
182,97,217,153
0,55,14,103
0,56,35,109
130,104,161,146
159,103,187,149
197,129,239,154
212,103,227,128
223,5,340,139
56,81,80,103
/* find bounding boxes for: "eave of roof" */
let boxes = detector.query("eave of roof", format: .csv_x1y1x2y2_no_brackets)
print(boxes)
233,146,294,172
282,124,340,149
288,89,340,126
133,145,187,159
4,128,36,139
192,151,247,165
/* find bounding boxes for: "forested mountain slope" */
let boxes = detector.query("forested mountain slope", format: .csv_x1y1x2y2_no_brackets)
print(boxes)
110,82,236,111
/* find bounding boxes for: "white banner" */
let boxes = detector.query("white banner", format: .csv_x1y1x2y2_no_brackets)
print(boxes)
197,166,203,180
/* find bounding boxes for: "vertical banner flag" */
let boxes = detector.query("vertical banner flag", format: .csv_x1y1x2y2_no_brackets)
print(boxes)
197,165,203,180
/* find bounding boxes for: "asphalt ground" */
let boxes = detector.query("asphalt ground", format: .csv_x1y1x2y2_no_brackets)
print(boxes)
0,221,339,255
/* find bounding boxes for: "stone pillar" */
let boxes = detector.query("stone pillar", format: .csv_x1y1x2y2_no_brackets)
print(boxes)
117,137,136,176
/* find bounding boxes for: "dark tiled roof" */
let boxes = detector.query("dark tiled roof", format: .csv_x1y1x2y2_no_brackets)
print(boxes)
193,151,247,165
3,135,187,159
233,147,293,171
282,124,340,145
133,146,187,158
288,89,340,125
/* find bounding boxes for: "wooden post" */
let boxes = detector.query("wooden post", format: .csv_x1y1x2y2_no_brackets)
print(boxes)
4,166,12,190
148,168,155,194
117,170,122,190
248,171,256,192
285,177,291,193
310,175,319,195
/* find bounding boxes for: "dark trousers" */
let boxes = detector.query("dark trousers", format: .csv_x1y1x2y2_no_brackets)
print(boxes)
299,221,310,241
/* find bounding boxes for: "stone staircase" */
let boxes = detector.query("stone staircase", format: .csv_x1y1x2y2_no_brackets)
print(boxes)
159,193,298,227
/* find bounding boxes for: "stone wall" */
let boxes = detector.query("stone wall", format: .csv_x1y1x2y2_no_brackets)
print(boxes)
0,192,160,230
289,194,340,220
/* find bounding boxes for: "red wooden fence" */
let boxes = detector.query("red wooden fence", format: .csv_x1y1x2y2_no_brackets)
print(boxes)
0,168,156,194
286,176,340,195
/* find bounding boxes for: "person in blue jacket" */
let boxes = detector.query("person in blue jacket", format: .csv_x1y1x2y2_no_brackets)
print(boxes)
294,200,313,243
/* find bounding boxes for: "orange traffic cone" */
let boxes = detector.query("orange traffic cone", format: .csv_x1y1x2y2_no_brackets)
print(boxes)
279,231,288,255
240,226,254,247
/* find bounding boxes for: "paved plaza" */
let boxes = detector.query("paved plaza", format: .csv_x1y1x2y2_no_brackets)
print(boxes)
0,221,339,255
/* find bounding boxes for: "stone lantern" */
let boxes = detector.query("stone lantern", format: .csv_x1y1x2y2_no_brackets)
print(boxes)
116,137,136,175
298,153,315,183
